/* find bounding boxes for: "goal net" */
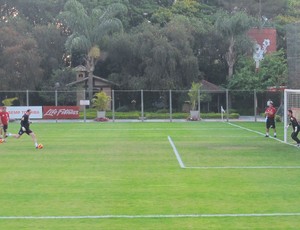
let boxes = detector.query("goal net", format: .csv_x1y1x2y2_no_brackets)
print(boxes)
284,89,300,143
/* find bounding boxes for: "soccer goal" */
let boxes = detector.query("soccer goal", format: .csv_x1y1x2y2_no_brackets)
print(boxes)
284,89,300,143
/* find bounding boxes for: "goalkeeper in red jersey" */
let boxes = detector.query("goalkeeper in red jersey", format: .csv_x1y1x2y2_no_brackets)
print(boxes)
265,101,277,138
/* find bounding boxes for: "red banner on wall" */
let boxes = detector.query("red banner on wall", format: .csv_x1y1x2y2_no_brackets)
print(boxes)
247,28,277,53
43,106,80,119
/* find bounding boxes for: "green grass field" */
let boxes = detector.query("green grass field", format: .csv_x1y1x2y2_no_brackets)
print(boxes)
1,121,300,229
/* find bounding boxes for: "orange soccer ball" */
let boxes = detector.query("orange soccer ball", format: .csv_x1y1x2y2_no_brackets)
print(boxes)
0,139,3,144
37,143,44,149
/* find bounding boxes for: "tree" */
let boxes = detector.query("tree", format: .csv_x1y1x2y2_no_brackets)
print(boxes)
286,0,300,19
0,0,65,25
188,81,201,110
227,56,262,91
0,25,43,92
106,18,199,90
59,0,127,99
38,68,78,106
257,49,287,89
0,0,293,95
32,24,67,81
60,0,127,69
151,0,214,26
228,50,287,91
206,0,288,19
215,10,253,81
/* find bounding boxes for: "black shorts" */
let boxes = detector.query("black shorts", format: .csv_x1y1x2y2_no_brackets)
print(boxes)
2,124,8,132
266,118,276,129
18,128,32,136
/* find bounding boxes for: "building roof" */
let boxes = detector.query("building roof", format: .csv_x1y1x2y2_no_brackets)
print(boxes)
73,65,87,72
68,65,117,87
201,80,224,92
66,75,117,87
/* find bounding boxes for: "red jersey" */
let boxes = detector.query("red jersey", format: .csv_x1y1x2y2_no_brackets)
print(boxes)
0,111,9,125
265,106,276,119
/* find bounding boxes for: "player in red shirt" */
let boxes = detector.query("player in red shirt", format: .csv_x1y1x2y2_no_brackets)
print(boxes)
0,106,10,142
265,101,277,138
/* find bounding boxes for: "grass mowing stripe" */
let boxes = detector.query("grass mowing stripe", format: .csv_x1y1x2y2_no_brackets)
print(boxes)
2,122,300,229
169,124,300,169
1,213,300,219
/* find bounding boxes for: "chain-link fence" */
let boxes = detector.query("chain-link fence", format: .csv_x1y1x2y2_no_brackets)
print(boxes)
0,89,284,121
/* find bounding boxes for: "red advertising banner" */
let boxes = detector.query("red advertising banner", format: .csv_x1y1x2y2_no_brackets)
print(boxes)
43,106,80,119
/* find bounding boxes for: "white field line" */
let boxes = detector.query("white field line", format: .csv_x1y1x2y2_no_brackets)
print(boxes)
1,213,300,219
73,128,238,131
168,136,185,168
168,123,300,169
227,122,296,147
186,166,300,169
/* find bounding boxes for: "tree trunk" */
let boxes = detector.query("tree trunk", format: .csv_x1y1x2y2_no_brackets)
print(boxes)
86,56,95,102
225,36,236,81
225,36,236,109
88,72,93,102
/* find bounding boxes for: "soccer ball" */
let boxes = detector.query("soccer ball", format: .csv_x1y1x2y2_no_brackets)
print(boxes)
0,139,3,144
37,143,43,149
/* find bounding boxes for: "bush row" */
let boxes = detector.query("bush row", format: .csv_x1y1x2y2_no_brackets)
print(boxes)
79,109,240,120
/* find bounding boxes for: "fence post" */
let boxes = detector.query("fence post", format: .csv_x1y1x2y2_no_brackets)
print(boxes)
55,90,58,107
141,90,144,122
55,89,58,123
112,90,115,122
81,89,86,123
26,90,29,106
226,89,229,122
169,90,172,122
198,89,201,119
254,89,257,122
54,82,60,107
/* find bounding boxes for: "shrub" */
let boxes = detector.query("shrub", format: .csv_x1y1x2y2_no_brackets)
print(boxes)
92,91,111,111
275,115,281,122
116,105,130,112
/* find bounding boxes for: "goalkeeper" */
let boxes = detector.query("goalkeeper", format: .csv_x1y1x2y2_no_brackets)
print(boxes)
287,109,300,147
265,101,277,137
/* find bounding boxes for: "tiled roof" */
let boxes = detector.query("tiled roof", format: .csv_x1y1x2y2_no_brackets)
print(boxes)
201,80,224,91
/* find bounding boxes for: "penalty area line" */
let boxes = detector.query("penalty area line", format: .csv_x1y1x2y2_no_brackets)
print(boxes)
168,130,300,169
168,136,185,168
185,166,300,169
1,213,300,219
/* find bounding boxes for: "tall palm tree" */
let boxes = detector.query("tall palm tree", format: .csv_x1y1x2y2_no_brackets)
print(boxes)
59,0,127,99
215,10,253,80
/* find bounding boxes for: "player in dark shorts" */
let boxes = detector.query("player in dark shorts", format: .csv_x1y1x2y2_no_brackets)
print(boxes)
12,109,39,148
265,101,277,138
287,109,300,147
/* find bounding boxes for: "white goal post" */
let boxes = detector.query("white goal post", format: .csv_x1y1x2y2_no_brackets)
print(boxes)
284,89,300,143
